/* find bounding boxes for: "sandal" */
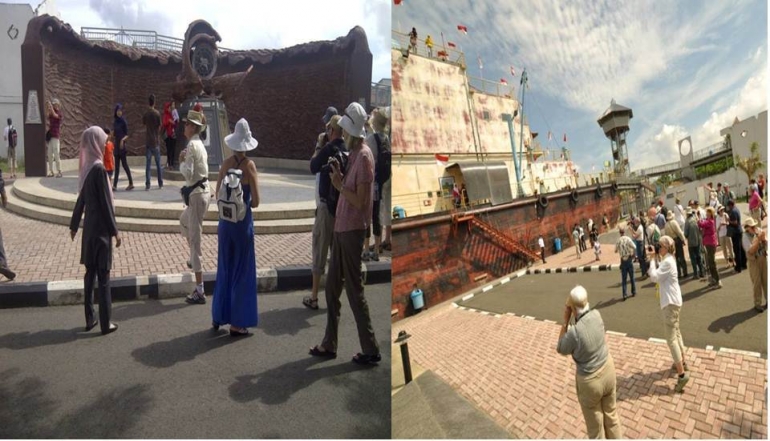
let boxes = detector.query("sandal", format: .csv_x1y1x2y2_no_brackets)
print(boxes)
352,352,382,365
302,296,319,310
309,345,337,358
229,327,249,337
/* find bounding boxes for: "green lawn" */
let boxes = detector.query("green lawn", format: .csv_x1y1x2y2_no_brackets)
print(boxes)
0,157,24,174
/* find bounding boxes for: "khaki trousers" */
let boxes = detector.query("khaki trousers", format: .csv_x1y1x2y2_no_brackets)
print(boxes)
311,203,334,275
663,304,686,364
180,191,209,272
719,235,734,261
575,355,623,439
748,253,767,308
48,137,61,174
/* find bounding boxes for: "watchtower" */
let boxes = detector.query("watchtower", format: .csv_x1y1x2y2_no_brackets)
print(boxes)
597,99,633,178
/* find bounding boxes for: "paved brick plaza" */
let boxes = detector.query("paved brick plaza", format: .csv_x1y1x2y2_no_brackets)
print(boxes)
0,207,313,283
393,300,767,439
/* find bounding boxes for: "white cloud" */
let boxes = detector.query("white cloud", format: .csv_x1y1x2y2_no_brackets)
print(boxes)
52,0,391,82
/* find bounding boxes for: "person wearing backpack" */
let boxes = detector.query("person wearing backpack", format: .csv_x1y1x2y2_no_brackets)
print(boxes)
306,114,346,310
210,118,260,336
309,102,380,366
3,118,18,179
363,108,390,262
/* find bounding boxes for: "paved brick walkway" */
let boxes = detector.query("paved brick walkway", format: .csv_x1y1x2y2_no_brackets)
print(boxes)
393,302,768,439
0,208,313,283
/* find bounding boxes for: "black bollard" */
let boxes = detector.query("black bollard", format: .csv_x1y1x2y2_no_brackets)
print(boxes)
395,330,413,384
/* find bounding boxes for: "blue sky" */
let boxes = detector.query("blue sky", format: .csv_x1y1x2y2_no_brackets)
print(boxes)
393,0,767,173
8,0,391,83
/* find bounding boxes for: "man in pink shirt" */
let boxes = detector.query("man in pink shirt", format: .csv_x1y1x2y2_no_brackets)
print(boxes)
749,187,765,223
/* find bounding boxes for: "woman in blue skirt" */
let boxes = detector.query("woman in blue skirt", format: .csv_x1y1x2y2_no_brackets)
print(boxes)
212,118,260,336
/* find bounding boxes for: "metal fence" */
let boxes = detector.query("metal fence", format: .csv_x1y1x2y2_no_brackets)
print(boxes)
392,30,466,68
692,140,730,162
81,27,233,52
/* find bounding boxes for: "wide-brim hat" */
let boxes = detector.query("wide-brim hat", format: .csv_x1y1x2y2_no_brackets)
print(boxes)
744,218,758,228
666,212,674,220
224,118,258,152
183,109,206,128
339,102,367,138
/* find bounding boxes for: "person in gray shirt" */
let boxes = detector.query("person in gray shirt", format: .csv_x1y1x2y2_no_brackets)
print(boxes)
557,285,623,439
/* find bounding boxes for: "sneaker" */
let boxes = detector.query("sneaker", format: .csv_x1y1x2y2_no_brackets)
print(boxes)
0,266,16,281
185,291,206,304
675,372,690,393
126,185,135,191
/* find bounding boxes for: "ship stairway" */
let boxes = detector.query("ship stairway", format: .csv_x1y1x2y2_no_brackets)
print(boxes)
452,213,540,263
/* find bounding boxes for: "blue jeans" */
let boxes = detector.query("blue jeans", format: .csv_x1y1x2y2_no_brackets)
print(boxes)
688,246,704,278
620,258,636,298
635,240,648,274
145,146,163,188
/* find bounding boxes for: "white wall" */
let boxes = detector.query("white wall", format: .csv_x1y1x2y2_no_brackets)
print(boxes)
0,3,35,161
660,168,746,207
721,111,768,186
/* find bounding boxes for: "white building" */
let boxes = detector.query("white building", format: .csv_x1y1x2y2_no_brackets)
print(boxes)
0,1,59,162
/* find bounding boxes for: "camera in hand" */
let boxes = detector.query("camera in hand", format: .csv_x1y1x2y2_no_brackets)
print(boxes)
647,245,654,252
321,157,338,173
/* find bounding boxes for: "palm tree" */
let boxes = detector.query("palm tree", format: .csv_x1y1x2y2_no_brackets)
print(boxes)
735,141,765,184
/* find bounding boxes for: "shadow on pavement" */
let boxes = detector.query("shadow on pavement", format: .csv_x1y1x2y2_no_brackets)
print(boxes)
593,296,628,310
682,284,717,303
228,356,370,405
708,308,761,334
0,368,57,438
258,307,325,337
112,301,189,322
0,327,100,350
0,368,152,438
53,384,153,438
131,329,238,368
616,368,674,402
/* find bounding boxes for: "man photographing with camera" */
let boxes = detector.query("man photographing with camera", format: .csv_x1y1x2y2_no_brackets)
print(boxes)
305,114,347,310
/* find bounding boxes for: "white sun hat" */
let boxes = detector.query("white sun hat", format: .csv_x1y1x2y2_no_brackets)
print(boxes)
338,102,367,138
225,118,259,152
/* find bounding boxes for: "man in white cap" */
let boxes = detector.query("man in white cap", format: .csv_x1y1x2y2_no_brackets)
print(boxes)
310,102,380,365
47,98,63,177
742,218,767,312
179,105,211,304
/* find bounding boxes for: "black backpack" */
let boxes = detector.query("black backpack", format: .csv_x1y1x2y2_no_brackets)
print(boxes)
374,133,391,187
8,126,17,148
326,143,349,217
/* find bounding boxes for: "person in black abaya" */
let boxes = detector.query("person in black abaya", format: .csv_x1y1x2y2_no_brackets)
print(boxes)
70,126,121,335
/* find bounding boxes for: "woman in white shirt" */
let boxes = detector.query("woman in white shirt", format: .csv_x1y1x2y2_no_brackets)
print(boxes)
647,235,691,393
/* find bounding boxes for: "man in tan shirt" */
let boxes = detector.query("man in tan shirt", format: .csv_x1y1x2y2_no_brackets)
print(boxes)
179,107,210,304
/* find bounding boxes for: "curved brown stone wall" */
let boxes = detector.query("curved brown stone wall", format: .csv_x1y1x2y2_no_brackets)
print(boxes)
22,15,373,175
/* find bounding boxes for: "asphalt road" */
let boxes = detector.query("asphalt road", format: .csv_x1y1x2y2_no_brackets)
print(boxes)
461,268,767,355
0,284,391,439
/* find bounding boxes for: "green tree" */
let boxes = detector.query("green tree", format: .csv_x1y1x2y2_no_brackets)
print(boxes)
735,141,765,183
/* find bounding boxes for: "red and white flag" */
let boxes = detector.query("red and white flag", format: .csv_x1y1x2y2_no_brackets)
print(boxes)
510,66,516,76
435,153,450,166
447,41,456,48
500,78,508,85
563,133,567,143
457,24,468,34
393,0,402,4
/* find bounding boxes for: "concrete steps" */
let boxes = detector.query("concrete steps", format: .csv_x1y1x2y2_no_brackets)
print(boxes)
7,181,314,234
